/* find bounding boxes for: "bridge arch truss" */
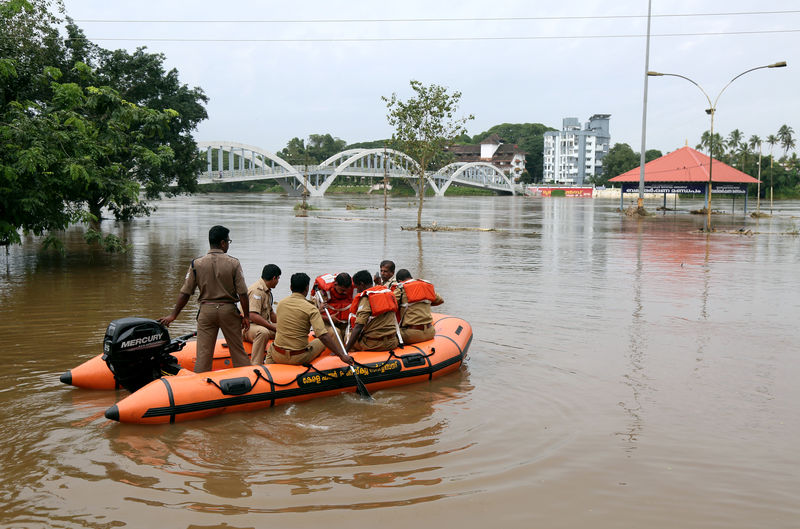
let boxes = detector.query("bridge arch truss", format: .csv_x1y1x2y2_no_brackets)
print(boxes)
430,162,518,196
197,142,517,196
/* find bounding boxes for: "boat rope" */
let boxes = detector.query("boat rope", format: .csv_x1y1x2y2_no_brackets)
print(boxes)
204,347,439,396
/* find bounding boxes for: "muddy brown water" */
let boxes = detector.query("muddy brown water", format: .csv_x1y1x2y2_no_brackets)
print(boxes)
1,194,799,528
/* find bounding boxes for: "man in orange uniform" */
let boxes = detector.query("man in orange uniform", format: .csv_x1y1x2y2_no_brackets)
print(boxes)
158,225,250,373
393,269,444,344
345,270,400,352
311,272,354,341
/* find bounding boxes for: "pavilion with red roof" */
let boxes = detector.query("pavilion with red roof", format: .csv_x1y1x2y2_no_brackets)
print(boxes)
608,146,760,211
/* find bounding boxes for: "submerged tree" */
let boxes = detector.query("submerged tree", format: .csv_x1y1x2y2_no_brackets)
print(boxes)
0,0,208,248
383,80,473,228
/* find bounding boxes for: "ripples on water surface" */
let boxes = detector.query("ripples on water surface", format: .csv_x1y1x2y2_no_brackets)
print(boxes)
1,194,799,528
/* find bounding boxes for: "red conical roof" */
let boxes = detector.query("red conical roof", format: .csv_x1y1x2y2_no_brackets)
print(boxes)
608,146,760,183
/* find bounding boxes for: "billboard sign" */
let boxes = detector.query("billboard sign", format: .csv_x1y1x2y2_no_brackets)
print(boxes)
621,182,747,195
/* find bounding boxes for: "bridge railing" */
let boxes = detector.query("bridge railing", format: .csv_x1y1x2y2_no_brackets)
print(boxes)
197,141,518,196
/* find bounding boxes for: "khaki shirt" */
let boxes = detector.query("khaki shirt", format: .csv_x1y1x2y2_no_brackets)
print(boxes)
395,285,443,326
180,249,247,303
274,292,328,350
383,276,398,291
247,278,274,321
354,297,397,339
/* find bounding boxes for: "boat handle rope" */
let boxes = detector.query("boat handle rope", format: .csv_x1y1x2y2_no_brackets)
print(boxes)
204,347,438,396
253,367,305,388
336,347,437,373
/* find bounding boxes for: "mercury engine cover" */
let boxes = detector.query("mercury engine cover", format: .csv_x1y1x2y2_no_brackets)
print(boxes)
102,317,178,392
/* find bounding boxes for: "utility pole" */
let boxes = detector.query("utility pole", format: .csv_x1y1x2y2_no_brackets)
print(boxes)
383,145,389,211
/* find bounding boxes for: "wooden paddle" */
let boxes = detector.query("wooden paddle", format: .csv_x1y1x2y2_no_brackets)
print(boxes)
315,292,372,400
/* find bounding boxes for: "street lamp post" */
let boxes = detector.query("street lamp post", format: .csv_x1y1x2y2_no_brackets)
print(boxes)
648,61,786,231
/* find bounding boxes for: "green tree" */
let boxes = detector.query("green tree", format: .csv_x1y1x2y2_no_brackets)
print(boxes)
0,0,208,246
306,133,347,162
93,46,208,196
1,72,175,245
778,124,795,157
278,134,347,164
748,135,762,154
645,149,663,163
346,139,390,150
727,129,743,159
383,80,473,228
278,137,308,164
766,134,779,157
598,143,639,185
0,0,66,106
696,130,724,160
471,123,555,182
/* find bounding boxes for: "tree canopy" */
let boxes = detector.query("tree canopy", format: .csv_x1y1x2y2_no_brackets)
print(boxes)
278,133,347,164
696,125,798,197
0,0,208,247
597,143,663,186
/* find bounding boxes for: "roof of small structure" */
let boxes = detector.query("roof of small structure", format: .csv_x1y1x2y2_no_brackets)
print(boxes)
447,143,526,156
479,133,502,145
608,146,760,183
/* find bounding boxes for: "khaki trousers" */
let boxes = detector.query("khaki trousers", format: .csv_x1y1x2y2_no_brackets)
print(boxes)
244,324,276,365
195,303,250,373
400,325,435,345
268,338,327,365
352,333,399,352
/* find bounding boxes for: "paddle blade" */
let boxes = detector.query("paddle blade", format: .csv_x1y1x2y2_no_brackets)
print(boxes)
350,366,373,400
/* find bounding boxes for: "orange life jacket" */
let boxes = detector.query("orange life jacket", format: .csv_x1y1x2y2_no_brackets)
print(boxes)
398,279,437,305
351,286,398,318
312,273,354,313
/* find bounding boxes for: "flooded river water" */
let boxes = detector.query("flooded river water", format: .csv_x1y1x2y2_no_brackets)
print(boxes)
1,193,799,529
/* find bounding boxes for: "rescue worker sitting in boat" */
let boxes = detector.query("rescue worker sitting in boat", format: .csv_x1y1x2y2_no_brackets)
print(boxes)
394,269,444,344
345,270,400,352
267,273,353,366
374,259,398,291
245,263,280,365
311,272,354,341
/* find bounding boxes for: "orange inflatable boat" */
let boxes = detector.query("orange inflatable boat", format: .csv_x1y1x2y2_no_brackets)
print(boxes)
62,314,471,424
61,338,254,390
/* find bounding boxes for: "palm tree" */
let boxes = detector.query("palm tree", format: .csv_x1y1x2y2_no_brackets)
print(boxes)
749,135,763,206
777,124,795,157
697,130,723,159
766,134,779,212
748,134,761,152
727,129,744,164
782,137,796,157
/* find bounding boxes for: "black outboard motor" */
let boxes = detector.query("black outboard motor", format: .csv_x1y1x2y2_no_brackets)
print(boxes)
102,317,186,393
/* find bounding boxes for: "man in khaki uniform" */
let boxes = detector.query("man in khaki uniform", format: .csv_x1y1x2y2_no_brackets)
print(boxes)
374,259,398,290
158,225,250,373
267,273,353,366
345,270,400,352
245,264,281,365
393,269,444,344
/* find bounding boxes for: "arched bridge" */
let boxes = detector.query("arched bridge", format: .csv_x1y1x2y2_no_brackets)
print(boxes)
197,141,520,196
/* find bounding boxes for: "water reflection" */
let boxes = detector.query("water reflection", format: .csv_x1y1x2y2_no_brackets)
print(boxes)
2,195,800,528
618,221,645,451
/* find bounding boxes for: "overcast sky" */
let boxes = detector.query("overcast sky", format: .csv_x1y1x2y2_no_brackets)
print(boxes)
59,0,799,156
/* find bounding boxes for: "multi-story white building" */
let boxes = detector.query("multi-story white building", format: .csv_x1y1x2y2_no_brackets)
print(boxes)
543,114,611,184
